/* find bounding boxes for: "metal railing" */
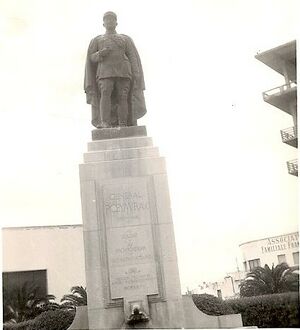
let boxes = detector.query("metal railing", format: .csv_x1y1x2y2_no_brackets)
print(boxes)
280,126,298,143
287,159,298,176
263,82,297,100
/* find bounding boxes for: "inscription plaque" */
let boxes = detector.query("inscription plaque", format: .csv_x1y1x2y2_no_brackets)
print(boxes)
103,180,151,227
103,179,158,299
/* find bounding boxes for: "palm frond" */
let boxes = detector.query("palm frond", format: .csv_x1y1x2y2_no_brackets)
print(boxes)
240,262,299,297
60,286,87,308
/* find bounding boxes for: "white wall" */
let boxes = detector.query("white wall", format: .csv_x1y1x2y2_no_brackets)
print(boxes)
2,225,86,302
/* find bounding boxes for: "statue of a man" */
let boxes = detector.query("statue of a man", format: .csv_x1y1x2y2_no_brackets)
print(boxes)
84,11,147,128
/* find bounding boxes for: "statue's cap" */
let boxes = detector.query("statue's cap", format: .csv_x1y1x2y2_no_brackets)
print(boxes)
103,11,117,20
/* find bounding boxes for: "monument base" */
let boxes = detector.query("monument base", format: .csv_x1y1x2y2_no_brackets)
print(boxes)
68,295,243,329
77,126,243,329
91,126,147,141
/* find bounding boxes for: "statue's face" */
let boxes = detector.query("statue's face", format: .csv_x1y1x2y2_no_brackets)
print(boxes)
103,16,117,30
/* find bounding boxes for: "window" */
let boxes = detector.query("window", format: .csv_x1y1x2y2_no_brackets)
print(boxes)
243,261,248,272
293,252,299,265
217,289,222,300
2,270,47,298
277,254,286,264
248,259,261,271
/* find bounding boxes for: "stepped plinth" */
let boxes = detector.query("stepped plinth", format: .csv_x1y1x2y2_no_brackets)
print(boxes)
78,126,184,329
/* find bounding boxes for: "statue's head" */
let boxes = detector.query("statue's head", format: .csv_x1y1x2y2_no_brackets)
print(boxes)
103,11,117,30
132,304,140,315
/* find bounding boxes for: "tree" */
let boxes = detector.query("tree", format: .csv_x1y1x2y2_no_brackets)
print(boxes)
240,263,299,297
3,282,59,324
60,286,87,310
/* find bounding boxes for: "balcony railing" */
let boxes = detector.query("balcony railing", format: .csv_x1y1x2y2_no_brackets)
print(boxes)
287,159,298,176
280,126,298,147
263,82,297,100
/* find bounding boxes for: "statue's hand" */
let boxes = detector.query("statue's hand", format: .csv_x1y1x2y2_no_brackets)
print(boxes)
99,47,111,57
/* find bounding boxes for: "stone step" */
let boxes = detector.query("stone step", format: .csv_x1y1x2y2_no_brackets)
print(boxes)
88,136,153,152
92,125,147,141
84,146,159,163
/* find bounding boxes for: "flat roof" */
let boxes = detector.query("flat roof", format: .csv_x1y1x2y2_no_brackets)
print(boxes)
255,40,296,77
239,231,298,247
2,224,83,231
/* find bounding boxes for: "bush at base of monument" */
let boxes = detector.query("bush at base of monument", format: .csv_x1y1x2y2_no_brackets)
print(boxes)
3,319,35,330
4,310,75,330
192,294,235,316
225,291,300,327
31,309,75,330
4,309,75,330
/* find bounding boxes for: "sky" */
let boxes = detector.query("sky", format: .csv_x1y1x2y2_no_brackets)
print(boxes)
0,0,299,291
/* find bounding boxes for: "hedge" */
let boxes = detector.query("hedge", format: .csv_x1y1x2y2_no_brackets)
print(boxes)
31,309,75,330
192,293,234,316
224,291,300,328
3,310,75,330
3,320,35,330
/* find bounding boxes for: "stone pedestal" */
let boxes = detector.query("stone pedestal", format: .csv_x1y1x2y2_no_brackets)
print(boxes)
79,126,185,329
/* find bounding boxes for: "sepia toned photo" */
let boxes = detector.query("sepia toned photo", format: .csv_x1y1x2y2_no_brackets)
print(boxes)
1,0,298,329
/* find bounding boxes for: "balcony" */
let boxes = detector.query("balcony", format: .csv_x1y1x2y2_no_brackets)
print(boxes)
255,41,296,82
263,82,297,114
287,159,298,176
280,126,298,148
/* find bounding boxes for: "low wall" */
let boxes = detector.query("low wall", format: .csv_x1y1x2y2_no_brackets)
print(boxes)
182,295,243,329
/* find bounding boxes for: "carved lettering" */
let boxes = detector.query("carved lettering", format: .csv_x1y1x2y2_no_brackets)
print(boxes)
103,180,158,299
105,201,149,213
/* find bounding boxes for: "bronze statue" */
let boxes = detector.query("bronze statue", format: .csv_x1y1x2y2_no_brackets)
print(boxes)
84,12,147,128
126,304,149,326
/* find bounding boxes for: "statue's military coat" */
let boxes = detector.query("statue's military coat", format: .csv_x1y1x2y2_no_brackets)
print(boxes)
84,34,146,127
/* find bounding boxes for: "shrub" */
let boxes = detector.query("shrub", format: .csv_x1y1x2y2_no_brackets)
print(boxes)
3,319,35,330
225,291,300,327
31,309,75,330
192,293,234,316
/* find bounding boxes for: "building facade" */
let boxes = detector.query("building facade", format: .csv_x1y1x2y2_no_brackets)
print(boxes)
255,40,298,176
194,231,299,299
240,231,299,272
2,225,85,302
194,269,247,300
